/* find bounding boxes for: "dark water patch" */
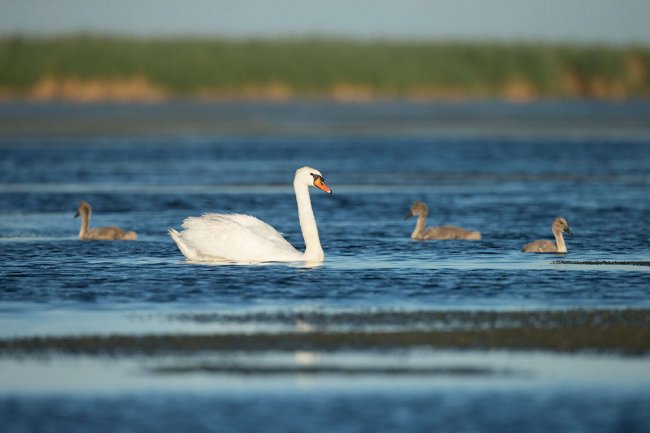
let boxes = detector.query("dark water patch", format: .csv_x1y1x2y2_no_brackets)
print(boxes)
149,363,514,377
554,260,650,267
3,310,648,356
164,308,650,331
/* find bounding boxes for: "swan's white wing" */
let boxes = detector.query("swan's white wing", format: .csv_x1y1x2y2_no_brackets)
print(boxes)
174,213,302,262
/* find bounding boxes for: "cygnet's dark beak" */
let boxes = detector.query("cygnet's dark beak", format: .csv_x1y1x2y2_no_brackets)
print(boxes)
74,210,80,218
565,227,574,238
404,210,414,219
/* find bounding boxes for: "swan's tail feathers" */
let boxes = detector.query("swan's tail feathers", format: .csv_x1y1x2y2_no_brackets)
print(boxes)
169,228,199,260
124,231,137,240
467,230,481,241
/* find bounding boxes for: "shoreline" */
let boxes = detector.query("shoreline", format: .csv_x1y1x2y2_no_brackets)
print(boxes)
1,81,647,104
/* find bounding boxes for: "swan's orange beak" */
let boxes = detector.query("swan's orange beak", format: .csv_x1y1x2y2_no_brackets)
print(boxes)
314,177,332,194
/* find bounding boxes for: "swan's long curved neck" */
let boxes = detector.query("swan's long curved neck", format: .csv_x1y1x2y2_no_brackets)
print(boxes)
294,181,323,261
78,211,90,239
412,212,428,239
553,229,567,253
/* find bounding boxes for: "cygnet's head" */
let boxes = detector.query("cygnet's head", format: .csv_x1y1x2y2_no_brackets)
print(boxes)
75,201,92,218
552,216,573,237
295,166,332,194
405,200,428,219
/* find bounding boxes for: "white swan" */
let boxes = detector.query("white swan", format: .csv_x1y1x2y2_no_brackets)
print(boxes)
521,216,573,253
169,166,332,262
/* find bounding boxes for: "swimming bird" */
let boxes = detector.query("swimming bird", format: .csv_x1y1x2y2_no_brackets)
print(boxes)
405,201,481,241
169,166,332,262
521,216,572,253
75,201,137,240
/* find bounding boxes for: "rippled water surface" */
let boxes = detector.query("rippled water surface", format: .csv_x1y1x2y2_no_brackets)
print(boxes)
1,102,650,433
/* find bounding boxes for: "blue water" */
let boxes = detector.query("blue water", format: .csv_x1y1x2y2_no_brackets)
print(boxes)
1,102,650,433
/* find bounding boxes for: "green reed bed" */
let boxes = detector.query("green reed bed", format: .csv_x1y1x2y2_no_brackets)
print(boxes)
1,36,649,99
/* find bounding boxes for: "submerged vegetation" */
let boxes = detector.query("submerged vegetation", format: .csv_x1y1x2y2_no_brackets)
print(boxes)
2,309,648,356
0,36,649,101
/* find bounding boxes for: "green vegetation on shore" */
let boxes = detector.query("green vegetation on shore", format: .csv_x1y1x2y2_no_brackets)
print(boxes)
1,36,649,101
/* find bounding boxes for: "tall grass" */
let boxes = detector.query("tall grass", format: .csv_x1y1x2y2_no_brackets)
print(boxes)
1,36,648,99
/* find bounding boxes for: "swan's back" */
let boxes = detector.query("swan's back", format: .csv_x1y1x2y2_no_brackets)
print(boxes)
171,213,302,262
421,225,481,241
520,240,557,253
83,226,137,240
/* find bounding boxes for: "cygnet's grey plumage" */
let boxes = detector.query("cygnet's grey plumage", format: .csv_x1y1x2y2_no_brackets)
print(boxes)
405,201,481,241
75,201,137,241
521,216,572,253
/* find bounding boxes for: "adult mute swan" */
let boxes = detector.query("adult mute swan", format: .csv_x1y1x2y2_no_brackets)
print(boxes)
405,201,481,241
75,201,137,240
169,166,332,262
521,216,572,253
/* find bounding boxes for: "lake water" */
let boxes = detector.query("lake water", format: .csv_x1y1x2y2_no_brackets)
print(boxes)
1,101,649,433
